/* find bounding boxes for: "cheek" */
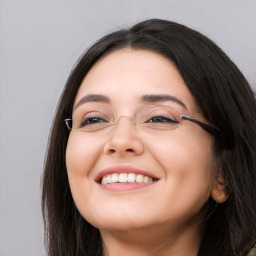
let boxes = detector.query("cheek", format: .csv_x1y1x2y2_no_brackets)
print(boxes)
65,132,103,207
146,131,213,214
151,128,213,174
66,132,103,174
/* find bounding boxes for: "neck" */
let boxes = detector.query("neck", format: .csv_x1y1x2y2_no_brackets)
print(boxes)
100,221,201,256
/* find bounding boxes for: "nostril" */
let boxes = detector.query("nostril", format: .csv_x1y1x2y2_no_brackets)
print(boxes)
103,134,144,155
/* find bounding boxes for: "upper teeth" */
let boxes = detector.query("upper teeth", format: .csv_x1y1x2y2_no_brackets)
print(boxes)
101,173,154,185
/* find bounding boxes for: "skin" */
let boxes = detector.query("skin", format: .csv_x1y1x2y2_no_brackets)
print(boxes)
66,49,228,256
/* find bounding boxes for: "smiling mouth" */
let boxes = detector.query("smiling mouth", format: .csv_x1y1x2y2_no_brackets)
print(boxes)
100,173,158,185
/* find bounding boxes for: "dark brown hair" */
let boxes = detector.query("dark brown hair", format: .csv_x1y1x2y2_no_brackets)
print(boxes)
42,19,256,256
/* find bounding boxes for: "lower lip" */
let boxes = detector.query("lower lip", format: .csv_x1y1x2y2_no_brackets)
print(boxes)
98,182,156,191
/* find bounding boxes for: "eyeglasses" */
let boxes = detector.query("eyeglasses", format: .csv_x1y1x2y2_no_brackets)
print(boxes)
64,105,220,135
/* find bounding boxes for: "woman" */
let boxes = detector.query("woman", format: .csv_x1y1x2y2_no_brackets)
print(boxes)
42,19,256,256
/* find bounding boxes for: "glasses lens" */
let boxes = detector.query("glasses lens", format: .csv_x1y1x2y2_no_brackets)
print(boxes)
136,105,181,129
74,109,114,131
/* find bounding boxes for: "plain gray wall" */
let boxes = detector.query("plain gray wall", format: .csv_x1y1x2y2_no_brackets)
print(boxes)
0,1,255,255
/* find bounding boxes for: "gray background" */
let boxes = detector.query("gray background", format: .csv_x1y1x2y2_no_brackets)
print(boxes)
0,1,255,255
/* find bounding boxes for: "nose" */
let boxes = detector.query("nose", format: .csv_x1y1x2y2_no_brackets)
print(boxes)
103,116,144,156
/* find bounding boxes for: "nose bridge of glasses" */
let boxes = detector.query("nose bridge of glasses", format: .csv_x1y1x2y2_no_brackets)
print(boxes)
108,115,140,142
114,115,136,127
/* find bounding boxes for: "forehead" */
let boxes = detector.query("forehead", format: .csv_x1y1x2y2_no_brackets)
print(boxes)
75,49,196,111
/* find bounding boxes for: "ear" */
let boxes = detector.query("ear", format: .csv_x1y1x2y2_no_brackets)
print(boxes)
211,174,229,203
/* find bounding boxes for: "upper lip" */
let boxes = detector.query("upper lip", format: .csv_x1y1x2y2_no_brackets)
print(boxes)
95,165,159,183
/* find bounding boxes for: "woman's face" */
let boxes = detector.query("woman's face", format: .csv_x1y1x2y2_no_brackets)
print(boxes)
66,49,215,233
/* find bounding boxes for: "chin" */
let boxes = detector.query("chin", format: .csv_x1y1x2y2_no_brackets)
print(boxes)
84,208,157,232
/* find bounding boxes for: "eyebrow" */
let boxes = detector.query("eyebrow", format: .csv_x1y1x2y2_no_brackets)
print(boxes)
141,94,187,109
74,93,187,110
74,94,110,110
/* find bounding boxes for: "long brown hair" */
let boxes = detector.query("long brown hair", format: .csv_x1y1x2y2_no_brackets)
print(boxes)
42,19,256,256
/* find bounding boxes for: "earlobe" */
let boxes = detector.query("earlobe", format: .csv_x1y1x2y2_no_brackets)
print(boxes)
211,180,229,203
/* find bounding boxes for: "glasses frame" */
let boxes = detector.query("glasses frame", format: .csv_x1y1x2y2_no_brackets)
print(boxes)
64,106,220,136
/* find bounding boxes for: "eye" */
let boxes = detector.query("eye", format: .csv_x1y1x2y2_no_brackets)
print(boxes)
81,116,107,126
147,115,179,124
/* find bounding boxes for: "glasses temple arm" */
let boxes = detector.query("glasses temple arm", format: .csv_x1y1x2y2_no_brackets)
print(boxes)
182,115,221,135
